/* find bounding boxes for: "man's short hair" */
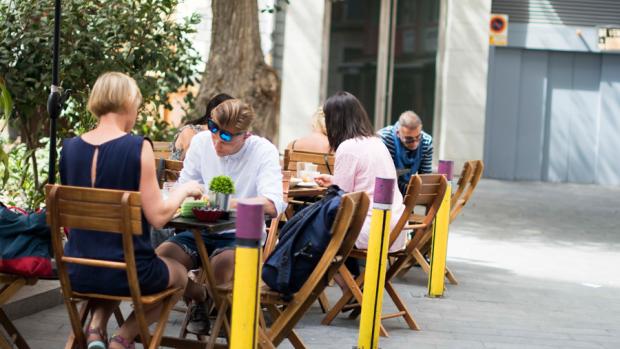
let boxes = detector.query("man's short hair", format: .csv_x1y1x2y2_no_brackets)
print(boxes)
398,110,422,129
211,99,255,132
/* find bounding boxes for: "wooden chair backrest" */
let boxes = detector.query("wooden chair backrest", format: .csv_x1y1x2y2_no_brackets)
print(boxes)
155,158,183,188
268,191,370,346
450,160,484,223
263,171,292,260
388,175,422,247
152,141,171,159
451,161,474,207
45,184,144,301
415,174,448,226
283,149,335,175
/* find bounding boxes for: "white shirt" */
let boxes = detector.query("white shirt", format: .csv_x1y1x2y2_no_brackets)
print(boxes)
179,131,286,216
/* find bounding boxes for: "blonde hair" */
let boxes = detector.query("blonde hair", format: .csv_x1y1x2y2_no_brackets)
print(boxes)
211,99,255,131
312,107,327,135
87,72,142,117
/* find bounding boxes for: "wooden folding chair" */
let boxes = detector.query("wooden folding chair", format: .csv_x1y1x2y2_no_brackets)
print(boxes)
450,160,484,223
391,174,449,283
155,158,183,188
322,175,423,336
152,141,172,160
404,161,484,285
45,184,184,349
0,273,37,349
208,191,369,349
283,149,335,175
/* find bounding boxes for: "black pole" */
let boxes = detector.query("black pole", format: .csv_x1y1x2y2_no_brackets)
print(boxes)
47,0,61,184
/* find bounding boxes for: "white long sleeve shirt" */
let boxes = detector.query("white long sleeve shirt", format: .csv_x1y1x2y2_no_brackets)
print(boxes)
178,131,286,216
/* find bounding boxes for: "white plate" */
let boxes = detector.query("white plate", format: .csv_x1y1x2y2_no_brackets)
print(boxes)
296,182,318,188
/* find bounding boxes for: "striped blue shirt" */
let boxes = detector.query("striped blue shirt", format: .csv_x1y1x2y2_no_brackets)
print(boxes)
378,124,433,193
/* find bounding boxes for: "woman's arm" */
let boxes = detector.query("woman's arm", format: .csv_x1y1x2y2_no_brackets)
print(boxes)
140,140,203,228
174,127,197,161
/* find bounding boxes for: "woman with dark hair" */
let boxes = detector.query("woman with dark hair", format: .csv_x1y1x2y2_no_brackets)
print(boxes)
315,91,406,252
169,93,234,160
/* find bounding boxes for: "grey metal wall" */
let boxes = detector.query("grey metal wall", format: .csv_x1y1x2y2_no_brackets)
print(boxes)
484,47,620,185
492,0,620,27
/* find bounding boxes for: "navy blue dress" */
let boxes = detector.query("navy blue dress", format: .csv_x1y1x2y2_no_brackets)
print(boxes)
59,134,169,296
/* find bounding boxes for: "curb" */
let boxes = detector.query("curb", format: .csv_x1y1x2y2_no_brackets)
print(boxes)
2,279,63,320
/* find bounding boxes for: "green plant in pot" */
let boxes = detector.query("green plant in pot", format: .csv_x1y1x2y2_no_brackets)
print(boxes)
209,175,235,211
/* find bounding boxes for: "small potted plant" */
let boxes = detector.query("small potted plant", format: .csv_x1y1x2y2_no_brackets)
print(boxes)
209,175,235,211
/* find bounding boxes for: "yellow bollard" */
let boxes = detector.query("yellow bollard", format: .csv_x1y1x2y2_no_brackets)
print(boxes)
230,200,264,349
428,182,451,297
357,177,395,349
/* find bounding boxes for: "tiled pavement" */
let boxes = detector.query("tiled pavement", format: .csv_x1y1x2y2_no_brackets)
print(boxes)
8,179,620,348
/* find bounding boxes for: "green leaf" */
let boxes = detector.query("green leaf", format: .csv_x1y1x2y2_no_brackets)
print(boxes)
0,79,13,120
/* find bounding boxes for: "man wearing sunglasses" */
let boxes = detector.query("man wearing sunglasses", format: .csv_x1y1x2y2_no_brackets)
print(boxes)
378,110,433,195
157,99,285,334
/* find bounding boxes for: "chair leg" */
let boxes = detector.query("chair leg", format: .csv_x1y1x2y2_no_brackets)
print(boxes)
0,308,29,349
321,266,362,325
266,305,305,349
208,300,229,349
64,300,89,349
412,249,431,274
258,326,277,349
113,306,125,327
147,293,180,349
384,281,420,330
0,332,13,349
317,291,330,313
445,266,458,285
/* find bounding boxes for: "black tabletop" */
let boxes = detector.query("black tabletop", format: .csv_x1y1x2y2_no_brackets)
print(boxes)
165,216,236,233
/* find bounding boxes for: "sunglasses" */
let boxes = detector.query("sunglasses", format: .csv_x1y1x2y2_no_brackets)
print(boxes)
397,130,423,144
207,117,245,142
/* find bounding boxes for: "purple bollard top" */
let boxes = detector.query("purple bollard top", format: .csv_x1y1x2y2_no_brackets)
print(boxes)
374,177,395,205
235,199,264,240
438,160,454,181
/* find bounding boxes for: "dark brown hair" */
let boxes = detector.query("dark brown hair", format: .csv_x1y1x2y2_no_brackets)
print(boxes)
187,93,234,126
323,91,375,151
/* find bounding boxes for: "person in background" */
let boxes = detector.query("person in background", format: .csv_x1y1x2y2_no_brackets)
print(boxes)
314,91,406,257
169,93,234,161
286,107,331,153
377,110,433,195
156,98,286,335
59,72,204,349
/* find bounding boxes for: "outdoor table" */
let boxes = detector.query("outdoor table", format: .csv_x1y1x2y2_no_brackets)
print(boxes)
288,185,327,199
159,215,235,349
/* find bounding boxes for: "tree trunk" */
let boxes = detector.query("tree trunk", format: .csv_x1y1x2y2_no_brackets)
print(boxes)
196,0,281,144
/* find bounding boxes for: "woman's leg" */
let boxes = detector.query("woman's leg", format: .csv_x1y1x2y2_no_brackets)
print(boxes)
108,257,187,348
86,300,120,344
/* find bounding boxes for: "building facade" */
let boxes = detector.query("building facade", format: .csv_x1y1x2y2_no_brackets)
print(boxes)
279,0,620,186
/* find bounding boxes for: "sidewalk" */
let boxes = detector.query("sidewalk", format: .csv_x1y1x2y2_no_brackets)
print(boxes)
10,179,620,348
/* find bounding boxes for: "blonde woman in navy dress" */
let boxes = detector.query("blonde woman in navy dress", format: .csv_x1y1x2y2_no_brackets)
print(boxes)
60,72,203,349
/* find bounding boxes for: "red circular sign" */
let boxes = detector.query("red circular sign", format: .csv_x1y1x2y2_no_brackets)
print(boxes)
490,16,506,34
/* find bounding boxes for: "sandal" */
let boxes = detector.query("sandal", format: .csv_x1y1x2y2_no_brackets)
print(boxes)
109,334,135,349
86,327,107,349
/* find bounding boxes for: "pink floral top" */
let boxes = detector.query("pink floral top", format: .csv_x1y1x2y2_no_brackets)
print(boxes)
332,137,406,252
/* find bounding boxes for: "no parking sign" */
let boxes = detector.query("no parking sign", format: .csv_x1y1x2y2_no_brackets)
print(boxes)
489,14,508,46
